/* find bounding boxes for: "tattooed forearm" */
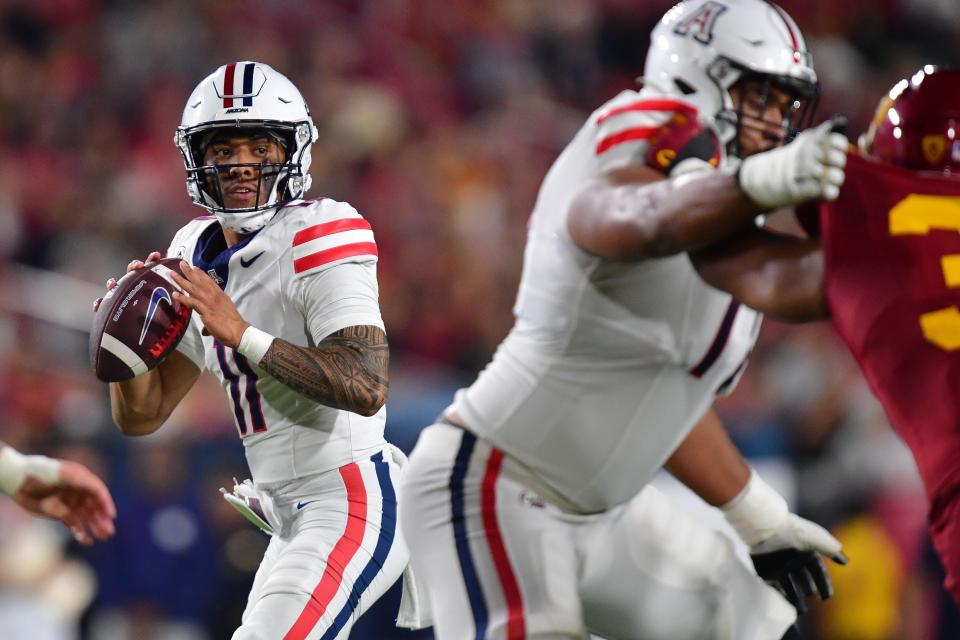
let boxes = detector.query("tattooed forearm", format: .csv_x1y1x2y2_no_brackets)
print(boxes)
258,325,389,416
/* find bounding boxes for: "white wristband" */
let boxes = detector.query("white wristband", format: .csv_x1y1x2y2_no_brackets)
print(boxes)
720,470,789,547
0,446,61,495
237,326,275,366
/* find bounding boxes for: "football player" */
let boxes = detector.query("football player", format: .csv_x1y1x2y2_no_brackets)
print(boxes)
816,66,960,605
0,441,116,545
399,1,849,638
95,63,409,638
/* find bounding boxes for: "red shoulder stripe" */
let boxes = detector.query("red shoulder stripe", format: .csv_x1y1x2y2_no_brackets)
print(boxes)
596,126,658,155
293,242,378,274
292,218,371,247
597,99,698,125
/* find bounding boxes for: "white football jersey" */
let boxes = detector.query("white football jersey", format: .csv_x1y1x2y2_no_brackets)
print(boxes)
451,89,762,513
167,199,387,484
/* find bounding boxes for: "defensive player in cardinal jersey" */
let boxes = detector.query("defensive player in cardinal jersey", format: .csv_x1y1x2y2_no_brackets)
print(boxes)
816,66,960,605
400,1,849,638
97,62,408,639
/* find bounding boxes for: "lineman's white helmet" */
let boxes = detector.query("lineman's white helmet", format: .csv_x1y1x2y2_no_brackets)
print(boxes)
175,61,319,234
643,0,819,156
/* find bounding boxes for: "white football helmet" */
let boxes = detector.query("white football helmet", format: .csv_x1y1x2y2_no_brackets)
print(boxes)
643,0,819,157
175,61,319,233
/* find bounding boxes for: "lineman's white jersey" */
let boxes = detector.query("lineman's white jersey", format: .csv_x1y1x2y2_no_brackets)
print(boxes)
167,199,387,484
451,89,762,513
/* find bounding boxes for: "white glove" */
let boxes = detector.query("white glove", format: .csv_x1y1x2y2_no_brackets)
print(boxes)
721,469,845,563
722,470,847,613
737,117,849,210
748,513,845,560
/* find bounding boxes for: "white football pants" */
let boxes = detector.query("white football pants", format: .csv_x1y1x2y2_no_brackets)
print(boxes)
233,448,408,640
400,424,796,639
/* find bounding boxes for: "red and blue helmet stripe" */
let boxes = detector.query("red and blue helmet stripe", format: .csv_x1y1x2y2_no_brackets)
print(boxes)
222,62,256,108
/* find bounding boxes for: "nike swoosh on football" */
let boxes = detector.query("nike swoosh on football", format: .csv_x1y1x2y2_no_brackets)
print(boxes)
240,251,266,268
139,287,172,345
296,500,317,510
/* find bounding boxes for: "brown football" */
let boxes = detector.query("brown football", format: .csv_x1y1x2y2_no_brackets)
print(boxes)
90,258,193,382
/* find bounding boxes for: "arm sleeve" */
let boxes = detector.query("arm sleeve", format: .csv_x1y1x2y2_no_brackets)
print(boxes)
296,260,384,342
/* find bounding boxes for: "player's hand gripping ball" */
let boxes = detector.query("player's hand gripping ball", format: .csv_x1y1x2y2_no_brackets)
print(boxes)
90,258,193,382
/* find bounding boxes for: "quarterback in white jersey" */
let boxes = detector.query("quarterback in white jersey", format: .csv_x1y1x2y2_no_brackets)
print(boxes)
98,62,408,639
401,1,849,639
167,200,388,483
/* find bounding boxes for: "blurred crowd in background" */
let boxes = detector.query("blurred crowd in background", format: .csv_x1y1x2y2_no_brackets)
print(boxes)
0,0,958,638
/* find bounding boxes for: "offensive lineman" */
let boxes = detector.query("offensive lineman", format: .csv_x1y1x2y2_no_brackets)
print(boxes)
400,1,848,638
96,62,408,639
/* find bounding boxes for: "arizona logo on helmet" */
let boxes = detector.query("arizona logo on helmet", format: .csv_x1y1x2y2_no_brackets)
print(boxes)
672,1,727,44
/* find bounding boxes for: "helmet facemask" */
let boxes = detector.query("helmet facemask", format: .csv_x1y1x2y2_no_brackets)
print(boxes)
175,120,315,234
711,63,820,158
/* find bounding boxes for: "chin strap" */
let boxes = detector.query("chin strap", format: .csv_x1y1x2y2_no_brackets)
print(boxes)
215,205,281,235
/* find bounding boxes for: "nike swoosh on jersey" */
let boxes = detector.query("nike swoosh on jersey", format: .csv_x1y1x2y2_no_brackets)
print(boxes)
240,251,266,268
139,287,172,345
296,500,316,510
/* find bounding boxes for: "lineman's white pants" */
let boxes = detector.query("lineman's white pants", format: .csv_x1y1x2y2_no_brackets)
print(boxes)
400,424,795,639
